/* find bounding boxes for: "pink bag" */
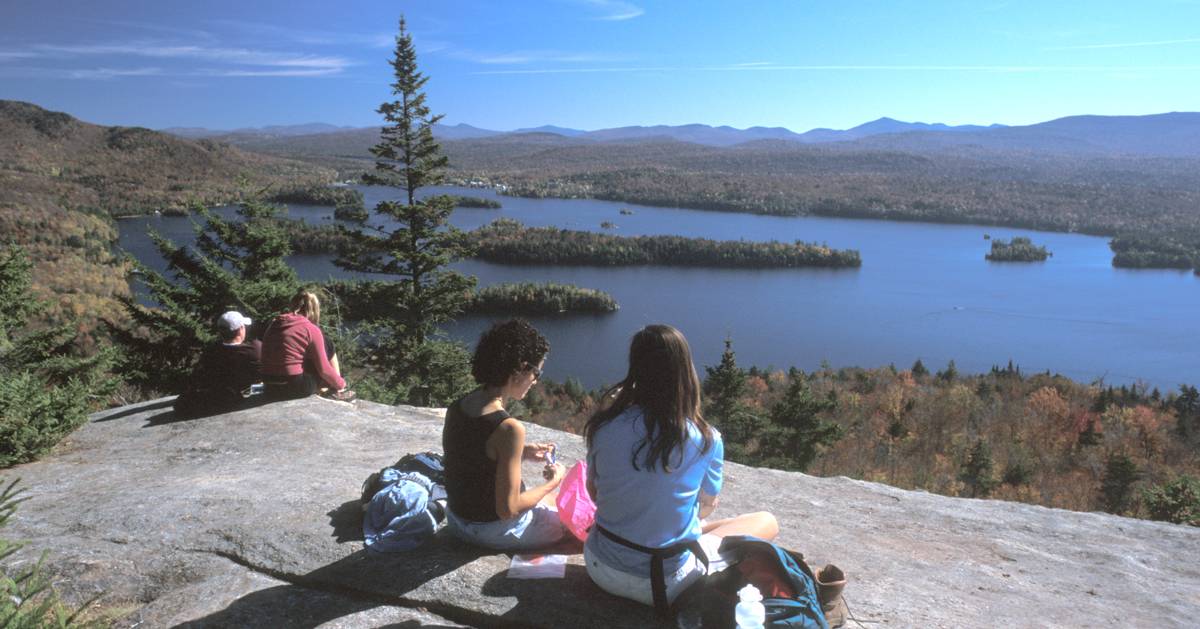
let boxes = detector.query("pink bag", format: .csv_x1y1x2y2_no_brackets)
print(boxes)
555,461,596,541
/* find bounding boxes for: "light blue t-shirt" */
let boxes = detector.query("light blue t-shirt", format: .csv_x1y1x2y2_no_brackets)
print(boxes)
585,405,723,576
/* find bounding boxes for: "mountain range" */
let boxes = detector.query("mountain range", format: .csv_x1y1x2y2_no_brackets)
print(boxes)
163,112,1200,158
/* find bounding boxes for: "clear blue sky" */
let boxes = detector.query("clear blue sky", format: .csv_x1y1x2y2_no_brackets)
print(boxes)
2,0,1199,132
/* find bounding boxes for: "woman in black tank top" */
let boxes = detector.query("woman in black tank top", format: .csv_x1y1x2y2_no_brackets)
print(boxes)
442,320,569,550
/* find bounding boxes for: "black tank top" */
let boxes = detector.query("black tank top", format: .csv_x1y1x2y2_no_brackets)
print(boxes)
443,399,512,523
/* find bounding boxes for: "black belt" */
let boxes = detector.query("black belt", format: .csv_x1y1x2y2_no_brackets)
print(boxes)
596,525,708,619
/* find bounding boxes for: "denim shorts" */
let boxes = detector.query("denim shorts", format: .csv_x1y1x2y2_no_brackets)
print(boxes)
584,533,723,606
446,504,567,551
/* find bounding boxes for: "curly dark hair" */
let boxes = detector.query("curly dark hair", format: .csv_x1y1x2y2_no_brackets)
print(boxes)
471,319,549,387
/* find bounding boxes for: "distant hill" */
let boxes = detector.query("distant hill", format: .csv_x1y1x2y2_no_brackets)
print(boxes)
860,112,1200,158
514,124,587,137
798,117,1004,143
0,100,333,332
162,122,360,139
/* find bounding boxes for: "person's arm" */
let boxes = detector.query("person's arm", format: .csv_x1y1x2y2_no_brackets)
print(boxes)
491,418,564,520
240,340,263,387
699,492,719,520
586,464,598,502
698,429,724,519
304,323,345,390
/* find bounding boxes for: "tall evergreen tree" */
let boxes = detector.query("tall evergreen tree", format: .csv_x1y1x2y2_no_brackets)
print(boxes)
758,375,844,472
702,338,766,459
111,200,300,395
336,17,475,406
1099,452,1141,515
958,439,998,498
1172,384,1200,444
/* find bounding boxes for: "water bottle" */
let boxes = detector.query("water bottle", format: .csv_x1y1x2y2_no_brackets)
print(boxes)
735,583,765,628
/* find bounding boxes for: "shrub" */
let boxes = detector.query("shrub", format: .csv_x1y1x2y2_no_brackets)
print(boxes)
1,247,116,468
1143,475,1200,526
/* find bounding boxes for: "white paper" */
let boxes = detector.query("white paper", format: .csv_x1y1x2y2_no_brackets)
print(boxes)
508,553,568,579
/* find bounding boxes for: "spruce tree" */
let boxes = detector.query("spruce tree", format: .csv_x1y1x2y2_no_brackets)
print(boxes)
702,338,765,459
1099,452,1141,515
336,17,475,406
758,375,844,472
958,439,998,498
111,200,300,395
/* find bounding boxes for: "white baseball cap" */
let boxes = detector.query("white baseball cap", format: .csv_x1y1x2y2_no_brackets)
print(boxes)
218,311,252,331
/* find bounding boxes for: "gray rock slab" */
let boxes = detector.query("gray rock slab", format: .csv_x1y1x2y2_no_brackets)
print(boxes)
4,396,1199,628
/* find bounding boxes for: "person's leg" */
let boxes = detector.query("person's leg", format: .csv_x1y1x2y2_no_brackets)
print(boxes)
701,511,779,541
445,505,566,551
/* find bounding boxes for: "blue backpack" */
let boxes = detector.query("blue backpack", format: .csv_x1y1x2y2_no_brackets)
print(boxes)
674,536,829,629
361,452,448,553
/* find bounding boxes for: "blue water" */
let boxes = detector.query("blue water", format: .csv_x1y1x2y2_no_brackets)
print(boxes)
117,185,1200,391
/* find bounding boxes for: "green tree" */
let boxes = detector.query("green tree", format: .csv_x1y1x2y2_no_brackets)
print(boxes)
1142,475,1200,526
757,375,843,472
958,439,998,498
111,200,300,395
1099,452,1141,515
336,17,475,406
703,339,766,459
911,359,929,378
1172,384,1199,444
1,247,117,467
937,359,959,382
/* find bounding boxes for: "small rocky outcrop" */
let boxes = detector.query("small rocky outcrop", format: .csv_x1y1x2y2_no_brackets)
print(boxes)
5,397,1199,628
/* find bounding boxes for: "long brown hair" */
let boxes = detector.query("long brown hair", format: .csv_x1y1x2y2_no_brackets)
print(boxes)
585,324,713,472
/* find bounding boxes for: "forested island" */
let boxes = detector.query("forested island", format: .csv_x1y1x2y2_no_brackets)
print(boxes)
324,279,617,318
1109,235,1196,270
471,219,862,268
451,195,501,209
986,237,1051,262
276,217,862,268
469,282,617,314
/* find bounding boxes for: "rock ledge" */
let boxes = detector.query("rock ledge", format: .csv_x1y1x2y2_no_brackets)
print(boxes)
6,397,1199,628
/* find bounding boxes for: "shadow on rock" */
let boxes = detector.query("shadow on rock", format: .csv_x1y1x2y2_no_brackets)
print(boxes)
480,560,655,627
147,395,276,427
328,499,365,543
173,582,384,629
93,397,175,422
181,533,489,628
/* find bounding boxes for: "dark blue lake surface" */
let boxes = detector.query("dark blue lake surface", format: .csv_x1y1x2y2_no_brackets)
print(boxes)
117,185,1200,391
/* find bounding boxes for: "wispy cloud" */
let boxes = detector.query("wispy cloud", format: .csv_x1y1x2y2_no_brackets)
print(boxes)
441,45,630,65
578,0,644,21
67,66,163,80
206,19,394,49
0,51,40,62
473,63,1200,76
31,42,352,76
1045,37,1200,51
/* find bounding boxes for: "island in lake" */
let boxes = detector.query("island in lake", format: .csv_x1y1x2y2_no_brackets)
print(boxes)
986,236,1051,262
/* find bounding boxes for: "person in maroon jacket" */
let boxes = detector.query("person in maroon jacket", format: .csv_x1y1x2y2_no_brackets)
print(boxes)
261,289,355,401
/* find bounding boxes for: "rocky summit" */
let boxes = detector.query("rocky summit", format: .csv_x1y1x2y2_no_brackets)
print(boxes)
5,397,1199,628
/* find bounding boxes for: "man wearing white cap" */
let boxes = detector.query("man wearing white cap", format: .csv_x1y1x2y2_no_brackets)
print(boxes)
173,311,263,418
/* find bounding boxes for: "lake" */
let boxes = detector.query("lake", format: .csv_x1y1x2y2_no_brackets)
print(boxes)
117,185,1200,392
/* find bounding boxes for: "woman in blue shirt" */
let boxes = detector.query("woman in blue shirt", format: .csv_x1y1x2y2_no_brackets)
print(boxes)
584,324,778,614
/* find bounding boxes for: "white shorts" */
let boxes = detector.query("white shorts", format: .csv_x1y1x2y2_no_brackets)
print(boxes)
584,533,724,606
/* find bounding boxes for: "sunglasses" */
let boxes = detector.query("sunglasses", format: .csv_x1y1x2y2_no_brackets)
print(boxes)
527,364,543,380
